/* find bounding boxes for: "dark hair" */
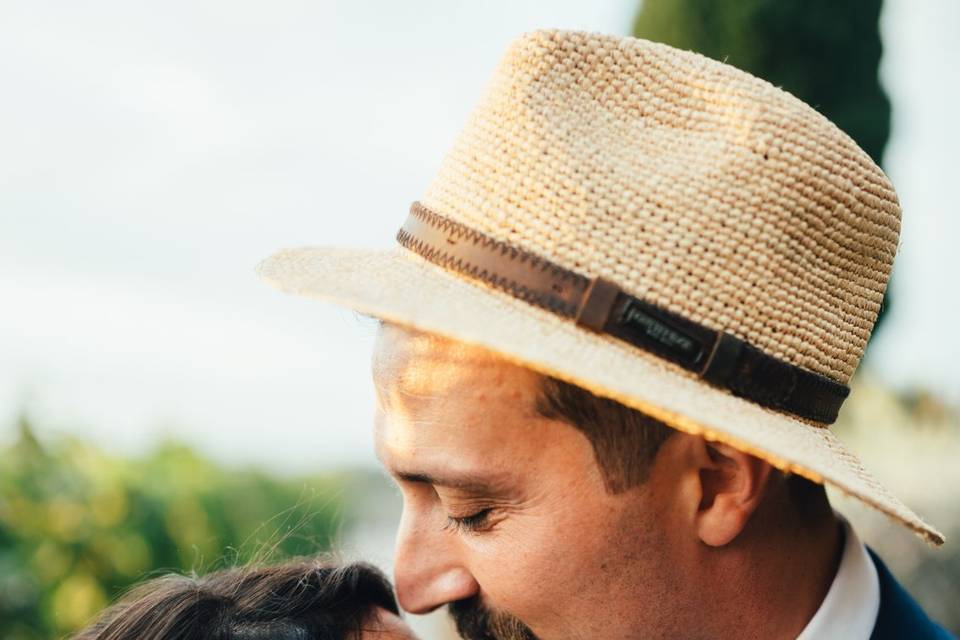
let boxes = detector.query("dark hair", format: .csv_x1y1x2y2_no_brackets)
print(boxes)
537,375,676,493
538,375,828,516
72,559,400,640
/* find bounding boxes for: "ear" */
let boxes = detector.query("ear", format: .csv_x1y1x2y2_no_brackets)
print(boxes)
693,440,774,547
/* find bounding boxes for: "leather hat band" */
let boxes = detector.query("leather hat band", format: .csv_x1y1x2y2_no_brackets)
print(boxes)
397,202,849,424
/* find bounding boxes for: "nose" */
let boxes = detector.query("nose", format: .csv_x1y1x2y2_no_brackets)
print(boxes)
393,507,480,614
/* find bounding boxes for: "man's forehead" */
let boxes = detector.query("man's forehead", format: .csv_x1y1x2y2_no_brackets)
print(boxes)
371,323,539,399
372,323,552,483
374,441,518,493
373,400,531,494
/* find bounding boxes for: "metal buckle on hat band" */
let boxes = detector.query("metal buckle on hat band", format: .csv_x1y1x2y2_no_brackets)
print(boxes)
397,202,850,424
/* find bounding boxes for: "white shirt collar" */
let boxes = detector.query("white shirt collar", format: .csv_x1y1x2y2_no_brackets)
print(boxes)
796,515,880,640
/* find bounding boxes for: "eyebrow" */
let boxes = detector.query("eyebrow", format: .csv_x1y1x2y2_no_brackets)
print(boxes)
391,468,505,492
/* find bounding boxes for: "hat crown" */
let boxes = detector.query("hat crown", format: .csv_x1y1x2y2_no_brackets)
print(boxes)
420,29,900,385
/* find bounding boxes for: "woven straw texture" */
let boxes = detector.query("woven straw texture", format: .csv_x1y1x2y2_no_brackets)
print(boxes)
259,30,943,545
423,30,898,386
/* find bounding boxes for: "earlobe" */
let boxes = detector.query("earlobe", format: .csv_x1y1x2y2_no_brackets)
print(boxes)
695,440,773,547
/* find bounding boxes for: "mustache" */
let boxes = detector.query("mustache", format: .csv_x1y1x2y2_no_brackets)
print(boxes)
448,595,538,640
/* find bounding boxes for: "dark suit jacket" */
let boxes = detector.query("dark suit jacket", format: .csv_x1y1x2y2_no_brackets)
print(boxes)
869,549,954,639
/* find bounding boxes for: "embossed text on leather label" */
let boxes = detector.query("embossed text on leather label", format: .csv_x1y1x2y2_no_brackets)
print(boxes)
618,301,703,361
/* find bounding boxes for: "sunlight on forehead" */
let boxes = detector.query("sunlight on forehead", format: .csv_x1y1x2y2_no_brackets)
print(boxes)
372,323,538,407
373,394,513,484
374,413,523,495
372,323,547,488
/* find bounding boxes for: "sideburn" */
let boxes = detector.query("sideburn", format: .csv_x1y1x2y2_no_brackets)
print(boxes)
536,376,676,493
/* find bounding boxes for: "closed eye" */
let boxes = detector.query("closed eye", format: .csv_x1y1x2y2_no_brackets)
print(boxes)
444,508,495,533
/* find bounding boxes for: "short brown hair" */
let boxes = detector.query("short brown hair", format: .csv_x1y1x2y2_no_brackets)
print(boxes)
537,375,676,493
72,559,400,640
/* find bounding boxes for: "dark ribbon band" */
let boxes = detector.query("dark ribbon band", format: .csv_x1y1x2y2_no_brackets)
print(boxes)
397,202,849,424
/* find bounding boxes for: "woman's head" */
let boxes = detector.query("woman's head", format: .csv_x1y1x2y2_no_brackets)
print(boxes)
73,559,416,640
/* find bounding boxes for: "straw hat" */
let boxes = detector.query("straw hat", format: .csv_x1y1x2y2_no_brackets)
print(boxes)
259,30,944,545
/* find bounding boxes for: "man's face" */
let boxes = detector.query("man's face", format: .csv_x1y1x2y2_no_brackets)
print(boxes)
372,324,689,640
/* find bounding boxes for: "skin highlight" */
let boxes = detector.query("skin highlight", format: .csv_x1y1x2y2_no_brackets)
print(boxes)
372,324,841,640
361,608,418,639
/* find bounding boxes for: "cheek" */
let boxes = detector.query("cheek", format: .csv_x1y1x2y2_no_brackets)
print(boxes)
461,494,637,618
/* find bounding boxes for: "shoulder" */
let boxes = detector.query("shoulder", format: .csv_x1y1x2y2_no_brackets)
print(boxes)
868,548,955,640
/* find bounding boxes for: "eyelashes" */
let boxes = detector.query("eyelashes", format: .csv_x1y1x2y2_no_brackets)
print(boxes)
444,508,495,533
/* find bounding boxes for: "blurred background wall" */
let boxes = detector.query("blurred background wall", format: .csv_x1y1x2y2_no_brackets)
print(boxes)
1,0,958,637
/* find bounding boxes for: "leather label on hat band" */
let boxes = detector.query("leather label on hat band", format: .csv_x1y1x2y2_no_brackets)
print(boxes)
397,202,850,424
616,300,704,364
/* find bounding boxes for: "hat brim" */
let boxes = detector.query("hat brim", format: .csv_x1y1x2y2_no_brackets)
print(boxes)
258,245,944,546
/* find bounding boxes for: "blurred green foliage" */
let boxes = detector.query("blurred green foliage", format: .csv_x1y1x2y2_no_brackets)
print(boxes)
633,0,893,334
0,417,345,639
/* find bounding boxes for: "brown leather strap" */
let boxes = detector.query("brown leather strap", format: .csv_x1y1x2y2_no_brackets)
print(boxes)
397,202,849,424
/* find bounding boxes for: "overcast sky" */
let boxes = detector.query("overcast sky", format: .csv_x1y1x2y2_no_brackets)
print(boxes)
1,0,957,473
